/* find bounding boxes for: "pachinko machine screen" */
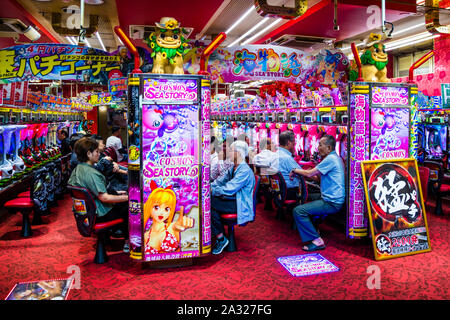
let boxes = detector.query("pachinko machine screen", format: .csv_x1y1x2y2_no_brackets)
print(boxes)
127,75,211,262
424,125,447,160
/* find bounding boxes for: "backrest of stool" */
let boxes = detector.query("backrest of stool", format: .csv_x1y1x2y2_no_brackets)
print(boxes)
298,175,308,204
61,154,71,192
67,185,97,237
45,162,56,202
53,159,63,196
269,172,287,207
423,161,443,191
30,168,49,215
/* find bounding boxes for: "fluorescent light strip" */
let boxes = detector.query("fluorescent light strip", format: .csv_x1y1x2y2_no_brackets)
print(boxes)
242,18,282,45
65,36,75,45
95,31,106,51
225,7,255,34
386,34,440,51
385,32,433,48
227,18,269,47
341,42,364,52
392,22,425,36
84,37,91,47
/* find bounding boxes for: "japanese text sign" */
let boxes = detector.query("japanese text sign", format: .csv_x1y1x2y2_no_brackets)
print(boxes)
371,86,409,106
0,44,120,86
205,45,349,86
143,78,199,104
370,107,410,160
361,158,431,260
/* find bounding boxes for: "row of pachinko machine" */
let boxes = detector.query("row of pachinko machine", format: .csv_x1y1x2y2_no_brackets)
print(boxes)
211,82,445,239
0,109,85,190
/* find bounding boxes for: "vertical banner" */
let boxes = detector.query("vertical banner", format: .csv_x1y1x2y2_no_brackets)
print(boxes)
201,79,211,253
141,77,201,262
410,86,420,159
127,80,143,260
370,107,410,159
13,81,28,107
2,82,15,105
348,84,370,238
361,158,431,260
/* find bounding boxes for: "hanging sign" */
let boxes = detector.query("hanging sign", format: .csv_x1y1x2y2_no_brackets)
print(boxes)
361,158,432,261
13,81,28,107
204,45,349,86
0,44,121,85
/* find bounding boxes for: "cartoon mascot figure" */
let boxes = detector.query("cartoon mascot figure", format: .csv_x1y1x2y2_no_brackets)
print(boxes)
146,17,191,74
350,33,390,83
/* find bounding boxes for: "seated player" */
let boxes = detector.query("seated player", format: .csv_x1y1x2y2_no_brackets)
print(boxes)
57,128,71,156
210,140,255,255
253,138,278,176
92,134,128,194
106,126,127,162
68,137,130,252
289,134,345,252
273,130,302,200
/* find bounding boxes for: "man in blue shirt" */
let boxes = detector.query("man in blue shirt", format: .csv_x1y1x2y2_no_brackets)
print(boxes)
290,134,345,251
211,140,255,255
273,130,302,200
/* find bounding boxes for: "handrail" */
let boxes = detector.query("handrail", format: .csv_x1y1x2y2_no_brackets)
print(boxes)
199,32,227,75
351,42,363,81
408,50,434,83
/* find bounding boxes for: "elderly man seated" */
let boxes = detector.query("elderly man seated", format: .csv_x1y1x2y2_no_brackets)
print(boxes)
210,140,255,255
290,135,345,252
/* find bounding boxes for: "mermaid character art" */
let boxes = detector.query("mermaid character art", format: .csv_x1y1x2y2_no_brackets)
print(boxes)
317,50,341,86
143,181,194,255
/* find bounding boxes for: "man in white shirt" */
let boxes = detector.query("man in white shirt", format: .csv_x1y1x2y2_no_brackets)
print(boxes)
253,138,278,176
106,126,126,162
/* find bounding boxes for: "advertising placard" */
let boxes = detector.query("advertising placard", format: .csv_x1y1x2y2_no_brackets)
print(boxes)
277,253,339,277
142,78,199,105
361,158,431,260
13,81,28,107
5,278,74,300
0,44,120,85
141,100,201,261
205,45,349,86
348,91,370,238
370,107,410,160
371,86,409,106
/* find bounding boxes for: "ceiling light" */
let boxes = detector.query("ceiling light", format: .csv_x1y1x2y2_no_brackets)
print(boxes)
227,18,269,47
84,0,104,4
341,42,364,52
95,31,106,51
84,37,91,47
392,22,425,36
242,18,283,45
65,36,75,45
225,7,255,34
385,31,433,49
386,34,440,51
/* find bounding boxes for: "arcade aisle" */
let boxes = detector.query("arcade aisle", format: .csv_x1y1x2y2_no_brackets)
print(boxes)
0,195,448,300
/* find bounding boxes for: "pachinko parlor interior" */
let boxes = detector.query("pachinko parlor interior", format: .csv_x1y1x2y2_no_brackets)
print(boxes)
0,0,448,304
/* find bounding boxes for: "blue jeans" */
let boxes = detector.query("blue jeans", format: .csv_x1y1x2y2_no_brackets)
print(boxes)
292,199,343,242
